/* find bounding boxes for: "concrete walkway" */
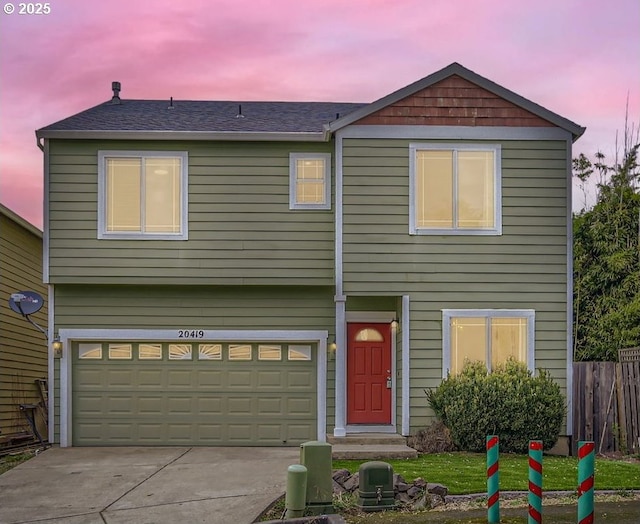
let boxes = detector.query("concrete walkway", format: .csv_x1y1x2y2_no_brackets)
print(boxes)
0,446,299,524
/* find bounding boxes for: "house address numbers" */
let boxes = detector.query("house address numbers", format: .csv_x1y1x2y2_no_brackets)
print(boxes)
178,330,205,339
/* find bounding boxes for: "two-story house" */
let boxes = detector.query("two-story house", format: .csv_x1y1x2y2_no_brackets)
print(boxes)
37,63,584,448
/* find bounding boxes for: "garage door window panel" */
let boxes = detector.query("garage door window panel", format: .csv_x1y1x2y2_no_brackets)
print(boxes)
169,344,192,360
199,344,222,360
139,343,162,360
79,343,103,359
288,345,312,361
109,343,132,360
259,345,282,361
229,344,252,361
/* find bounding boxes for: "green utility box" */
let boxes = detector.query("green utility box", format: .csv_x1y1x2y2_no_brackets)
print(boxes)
300,440,334,515
357,461,396,512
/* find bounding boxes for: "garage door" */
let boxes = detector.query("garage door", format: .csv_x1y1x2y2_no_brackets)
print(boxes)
72,341,317,446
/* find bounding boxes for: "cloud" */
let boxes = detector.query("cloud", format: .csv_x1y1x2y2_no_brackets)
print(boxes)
1,0,639,226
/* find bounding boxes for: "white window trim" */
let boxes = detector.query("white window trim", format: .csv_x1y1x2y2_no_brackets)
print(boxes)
97,150,189,240
289,152,331,210
441,309,535,377
409,143,502,235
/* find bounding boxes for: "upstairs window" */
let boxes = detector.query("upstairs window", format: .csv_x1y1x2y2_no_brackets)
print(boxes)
98,151,188,239
289,153,331,210
409,144,501,235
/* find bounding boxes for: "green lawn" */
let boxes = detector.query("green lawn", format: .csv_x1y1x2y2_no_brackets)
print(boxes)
333,453,640,494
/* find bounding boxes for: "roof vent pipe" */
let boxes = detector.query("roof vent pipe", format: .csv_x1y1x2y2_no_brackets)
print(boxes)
111,81,121,104
236,104,244,118
168,96,174,110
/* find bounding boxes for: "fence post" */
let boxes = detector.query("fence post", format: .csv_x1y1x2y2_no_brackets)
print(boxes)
528,440,543,524
486,435,500,524
577,441,595,524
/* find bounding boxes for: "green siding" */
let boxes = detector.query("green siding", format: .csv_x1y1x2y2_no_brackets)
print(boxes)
48,140,334,285
341,138,569,432
54,284,336,436
0,211,48,439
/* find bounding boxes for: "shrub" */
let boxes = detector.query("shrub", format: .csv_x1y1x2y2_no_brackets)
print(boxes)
408,420,457,453
425,360,565,454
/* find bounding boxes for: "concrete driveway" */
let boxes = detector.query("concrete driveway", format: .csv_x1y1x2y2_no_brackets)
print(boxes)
0,446,300,524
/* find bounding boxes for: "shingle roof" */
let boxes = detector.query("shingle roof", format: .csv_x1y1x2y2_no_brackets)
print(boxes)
36,63,584,141
37,100,366,134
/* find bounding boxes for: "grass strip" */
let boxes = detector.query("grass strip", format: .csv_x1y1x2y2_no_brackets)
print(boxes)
333,452,640,495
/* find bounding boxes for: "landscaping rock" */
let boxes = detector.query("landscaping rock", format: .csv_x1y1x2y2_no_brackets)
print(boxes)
427,482,448,503
331,467,449,511
342,472,359,492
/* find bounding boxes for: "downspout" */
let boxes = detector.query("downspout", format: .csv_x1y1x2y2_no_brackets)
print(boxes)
38,135,56,444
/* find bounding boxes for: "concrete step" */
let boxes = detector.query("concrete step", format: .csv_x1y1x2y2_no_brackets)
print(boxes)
328,433,418,460
326,433,407,446
331,444,418,460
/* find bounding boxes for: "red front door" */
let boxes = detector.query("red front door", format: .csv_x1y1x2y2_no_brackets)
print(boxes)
347,322,392,424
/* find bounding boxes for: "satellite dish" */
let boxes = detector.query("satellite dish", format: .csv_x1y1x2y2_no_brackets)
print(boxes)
9,291,44,316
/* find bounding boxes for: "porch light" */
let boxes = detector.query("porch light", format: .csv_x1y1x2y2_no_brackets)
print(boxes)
52,337,63,358
328,338,337,359
391,319,399,330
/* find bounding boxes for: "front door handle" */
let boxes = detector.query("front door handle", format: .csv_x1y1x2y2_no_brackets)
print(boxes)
386,377,392,388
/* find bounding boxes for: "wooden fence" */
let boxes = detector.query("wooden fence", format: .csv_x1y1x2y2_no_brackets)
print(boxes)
573,350,640,454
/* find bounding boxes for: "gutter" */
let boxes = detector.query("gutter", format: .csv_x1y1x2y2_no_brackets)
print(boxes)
35,130,331,142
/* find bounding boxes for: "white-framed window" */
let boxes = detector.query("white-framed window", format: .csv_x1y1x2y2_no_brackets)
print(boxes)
98,151,188,240
409,144,501,235
289,153,331,210
442,309,534,376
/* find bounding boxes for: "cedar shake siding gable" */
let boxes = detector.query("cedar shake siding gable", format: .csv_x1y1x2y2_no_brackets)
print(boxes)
353,76,556,127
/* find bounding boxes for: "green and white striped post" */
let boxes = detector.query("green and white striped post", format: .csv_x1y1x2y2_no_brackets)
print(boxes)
528,440,543,524
486,435,500,524
577,441,595,524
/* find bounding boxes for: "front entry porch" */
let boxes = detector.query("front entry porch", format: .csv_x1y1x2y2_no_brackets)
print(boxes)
327,432,417,459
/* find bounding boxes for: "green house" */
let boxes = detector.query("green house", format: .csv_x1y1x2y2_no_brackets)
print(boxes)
37,63,584,447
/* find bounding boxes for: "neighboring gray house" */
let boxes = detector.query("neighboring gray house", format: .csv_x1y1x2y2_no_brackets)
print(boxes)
36,63,584,447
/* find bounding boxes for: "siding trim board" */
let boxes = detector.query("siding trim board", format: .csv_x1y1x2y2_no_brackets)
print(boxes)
48,284,55,443
338,126,572,141
401,295,410,436
57,328,328,447
565,138,574,436
43,139,50,283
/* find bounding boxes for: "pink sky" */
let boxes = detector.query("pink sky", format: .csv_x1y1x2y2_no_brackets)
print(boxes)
1,0,638,228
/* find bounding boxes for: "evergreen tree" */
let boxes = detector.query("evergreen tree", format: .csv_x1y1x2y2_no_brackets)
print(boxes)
573,121,640,361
